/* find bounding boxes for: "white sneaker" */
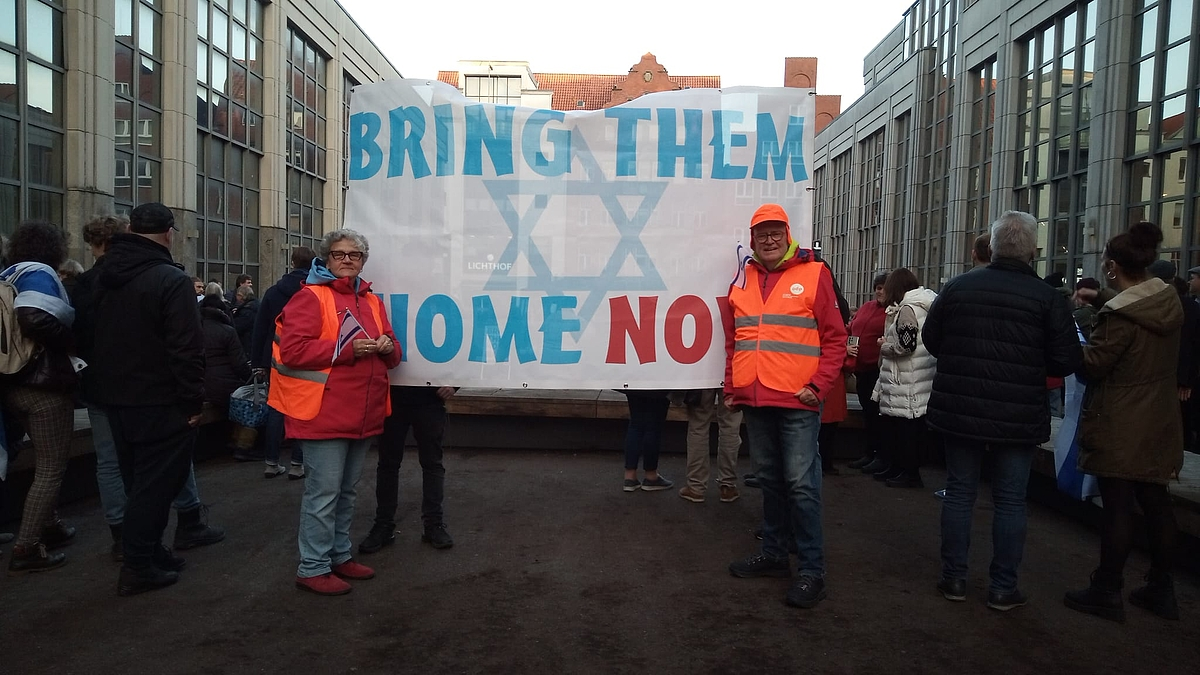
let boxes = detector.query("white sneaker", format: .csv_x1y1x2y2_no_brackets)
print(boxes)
288,463,305,480
264,462,287,479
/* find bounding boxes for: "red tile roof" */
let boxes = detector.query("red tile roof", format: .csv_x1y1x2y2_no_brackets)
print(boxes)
434,70,721,111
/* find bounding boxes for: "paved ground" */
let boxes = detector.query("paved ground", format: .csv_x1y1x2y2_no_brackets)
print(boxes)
1,448,1197,675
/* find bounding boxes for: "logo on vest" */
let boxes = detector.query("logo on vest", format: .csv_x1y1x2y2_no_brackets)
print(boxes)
782,283,804,299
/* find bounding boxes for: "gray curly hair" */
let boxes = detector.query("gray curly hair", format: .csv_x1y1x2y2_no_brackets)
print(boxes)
318,229,370,262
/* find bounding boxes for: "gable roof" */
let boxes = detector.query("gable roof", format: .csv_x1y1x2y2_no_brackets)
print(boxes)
435,70,721,111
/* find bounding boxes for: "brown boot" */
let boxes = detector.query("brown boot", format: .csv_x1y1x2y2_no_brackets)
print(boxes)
7,542,67,576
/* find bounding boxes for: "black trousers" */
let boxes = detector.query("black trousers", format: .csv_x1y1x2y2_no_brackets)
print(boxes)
374,400,447,529
855,370,882,458
1097,477,1177,580
882,415,925,472
108,404,196,570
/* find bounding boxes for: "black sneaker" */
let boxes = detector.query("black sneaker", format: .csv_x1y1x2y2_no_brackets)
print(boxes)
1128,571,1179,621
117,566,180,597
174,506,226,550
640,475,673,491
785,576,827,608
358,525,397,555
847,455,874,470
937,577,967,602
988,588,1030,612
152,545,186,572
886,471,924,488
422,523,454,550
6,543,67,576
729,553,790,579
860,458,889,474
40,519,76,551
743,474,761,489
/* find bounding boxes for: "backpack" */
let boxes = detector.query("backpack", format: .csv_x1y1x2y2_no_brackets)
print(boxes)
0,278,38,374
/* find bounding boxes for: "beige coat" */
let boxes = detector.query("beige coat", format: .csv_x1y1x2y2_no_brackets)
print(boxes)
1078,278,1184,484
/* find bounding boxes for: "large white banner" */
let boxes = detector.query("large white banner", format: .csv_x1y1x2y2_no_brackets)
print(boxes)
345,79,814,389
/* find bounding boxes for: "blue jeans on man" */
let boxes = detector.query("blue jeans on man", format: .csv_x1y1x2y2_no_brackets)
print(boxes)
744,406,825,578
940,437,1036,594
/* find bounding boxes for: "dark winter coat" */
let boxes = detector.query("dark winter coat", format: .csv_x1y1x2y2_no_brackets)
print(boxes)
1176,294,1200,388
232,298,259,357
201,303,252,408
922,257,1082,445
1078,278,1184,484
70,260,104,401
250,268,307,370
90,234,205,414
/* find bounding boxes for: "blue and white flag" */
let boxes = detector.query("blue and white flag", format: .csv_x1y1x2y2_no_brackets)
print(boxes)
332,310,369,363
1053,329,1099,500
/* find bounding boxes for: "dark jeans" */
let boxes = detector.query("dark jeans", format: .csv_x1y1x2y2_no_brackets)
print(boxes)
1097,477,1177,580
623,395,670,471
883,415,924,472
818,422,838,469
374,400,447,529
744,406,824,577
855,370,882,458
940,437,1035,594
108,404,196,571
262,405,302,465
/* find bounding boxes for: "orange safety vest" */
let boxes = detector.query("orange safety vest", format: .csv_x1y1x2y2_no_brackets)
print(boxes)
728,261,824,393
268,285,389,421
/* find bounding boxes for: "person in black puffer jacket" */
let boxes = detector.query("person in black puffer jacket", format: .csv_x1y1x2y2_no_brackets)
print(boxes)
922,210,1082,611
199,291,251,415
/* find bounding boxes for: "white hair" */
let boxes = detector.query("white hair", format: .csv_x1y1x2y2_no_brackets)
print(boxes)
990,211,1038,262
319,229,370,261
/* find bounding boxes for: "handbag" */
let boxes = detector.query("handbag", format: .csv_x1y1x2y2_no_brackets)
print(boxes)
228,373,269,428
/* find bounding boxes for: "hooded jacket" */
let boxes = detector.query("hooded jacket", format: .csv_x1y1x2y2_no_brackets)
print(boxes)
923,257,1082,444
90,233,206,413
723,204,847,412
1078,278,1184,484
250,267,308,370
872,287,938,419
200,299,251,407
276,261,402,440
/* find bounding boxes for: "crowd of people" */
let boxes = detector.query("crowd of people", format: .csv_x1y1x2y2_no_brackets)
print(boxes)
0,202,1189,621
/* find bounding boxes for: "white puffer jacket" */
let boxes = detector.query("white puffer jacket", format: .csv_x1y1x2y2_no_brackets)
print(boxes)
872,287,938,419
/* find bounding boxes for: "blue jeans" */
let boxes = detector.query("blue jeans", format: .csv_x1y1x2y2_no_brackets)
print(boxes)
940,437,1035,594
623,395,670,471
262,405,302,465
297,437,372,578
744,406,824,578
90,406,200,525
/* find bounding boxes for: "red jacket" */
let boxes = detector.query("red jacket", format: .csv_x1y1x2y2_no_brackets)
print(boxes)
822,351,857,423
278,276,402,440
724,252,847,412
847,300,886,371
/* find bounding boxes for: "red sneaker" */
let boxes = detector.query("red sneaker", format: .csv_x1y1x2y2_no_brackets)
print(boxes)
332,559,376,580
295,573,352,595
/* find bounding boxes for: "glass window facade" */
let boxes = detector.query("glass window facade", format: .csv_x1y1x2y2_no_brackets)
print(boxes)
914,0,958,288
196,0,264,287
964,59,996,267
0,0,65,232
1015,2,1095,281
827,150,853,285
341,70,359,220
854,130,885,303
114,0,163,213
1127,0,1199,268
285,25,328,256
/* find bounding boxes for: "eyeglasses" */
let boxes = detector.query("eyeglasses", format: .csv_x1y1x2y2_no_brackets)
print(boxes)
754,231,787,243
329,250,364,262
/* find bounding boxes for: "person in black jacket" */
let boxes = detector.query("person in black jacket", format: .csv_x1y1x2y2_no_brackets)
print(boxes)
1148,261,1200,453
90,203,220,596
232,286,258,356
247,246,314,475
1,222,79,575
199,293,251,416
922,210,1082,611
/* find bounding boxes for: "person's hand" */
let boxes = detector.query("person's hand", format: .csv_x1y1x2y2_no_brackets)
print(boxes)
723,394,736,410
846,343,860,358
1180,386,1192,402
437,386,457,400
877,337,886,345
376,334,394,355
352,339,378,359
253,367,267,377
187,414,202,428
795,387,819,407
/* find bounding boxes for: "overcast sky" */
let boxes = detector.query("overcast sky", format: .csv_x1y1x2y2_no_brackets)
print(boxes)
336,0,916,105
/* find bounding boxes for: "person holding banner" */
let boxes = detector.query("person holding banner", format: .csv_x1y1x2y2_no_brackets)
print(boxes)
1064,222,1184,623
724,204,847,610
270,229,402,596
924,211,1082,610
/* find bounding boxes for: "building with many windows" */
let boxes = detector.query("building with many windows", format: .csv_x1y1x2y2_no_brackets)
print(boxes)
812,0,1200,307
1,0,399,288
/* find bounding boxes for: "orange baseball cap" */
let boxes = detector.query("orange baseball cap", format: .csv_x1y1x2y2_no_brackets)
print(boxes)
750,203,789,228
